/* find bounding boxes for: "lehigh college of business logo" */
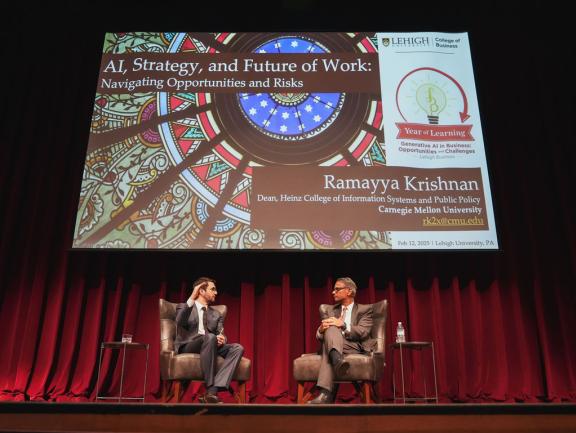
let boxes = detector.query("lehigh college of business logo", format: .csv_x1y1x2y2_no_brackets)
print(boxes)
382,38,390,47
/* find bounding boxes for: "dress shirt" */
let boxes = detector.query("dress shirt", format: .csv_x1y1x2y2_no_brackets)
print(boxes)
342,302,354,332
195,300,208,335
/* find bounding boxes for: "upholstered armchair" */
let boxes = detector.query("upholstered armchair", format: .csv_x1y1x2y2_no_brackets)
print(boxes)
293,299,388,403
159,298,251,403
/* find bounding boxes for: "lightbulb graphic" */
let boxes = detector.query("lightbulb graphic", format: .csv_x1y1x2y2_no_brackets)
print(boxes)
415,83,447,124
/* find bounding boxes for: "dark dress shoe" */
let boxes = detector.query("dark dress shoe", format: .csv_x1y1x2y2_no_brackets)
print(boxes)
199,393,221,404
329,350,350,377
334,358,350,377
307,390,334,404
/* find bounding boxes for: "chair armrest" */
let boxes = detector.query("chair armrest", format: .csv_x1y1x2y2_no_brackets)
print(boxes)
372,351,386,367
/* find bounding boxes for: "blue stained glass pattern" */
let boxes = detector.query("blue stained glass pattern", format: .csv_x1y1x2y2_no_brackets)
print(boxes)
238,37,345,141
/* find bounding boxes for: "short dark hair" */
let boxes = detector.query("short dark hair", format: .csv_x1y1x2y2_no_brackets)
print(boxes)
193,277,216,289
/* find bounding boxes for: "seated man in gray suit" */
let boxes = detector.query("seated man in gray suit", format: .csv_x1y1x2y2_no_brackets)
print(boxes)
175,277,244,404
308,277,373,404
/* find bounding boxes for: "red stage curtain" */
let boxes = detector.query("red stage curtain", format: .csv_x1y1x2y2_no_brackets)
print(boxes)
0,253,574,403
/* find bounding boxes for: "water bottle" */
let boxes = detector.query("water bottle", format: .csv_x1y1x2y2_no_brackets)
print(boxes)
396,322,406,343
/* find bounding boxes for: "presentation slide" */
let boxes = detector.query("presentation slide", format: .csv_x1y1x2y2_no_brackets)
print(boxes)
72,32,498,250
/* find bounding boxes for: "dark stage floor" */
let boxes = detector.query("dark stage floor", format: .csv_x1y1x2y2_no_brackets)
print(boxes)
1,402,576,433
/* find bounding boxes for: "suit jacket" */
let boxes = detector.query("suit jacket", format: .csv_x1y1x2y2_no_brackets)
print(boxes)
316,303,375,352
174,303,225,353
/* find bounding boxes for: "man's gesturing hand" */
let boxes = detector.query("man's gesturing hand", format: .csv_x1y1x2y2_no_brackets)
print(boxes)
216,334,225,346
187,282,207,306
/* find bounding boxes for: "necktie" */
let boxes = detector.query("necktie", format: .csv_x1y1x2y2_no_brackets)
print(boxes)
201,306,208,333
341,306,348,332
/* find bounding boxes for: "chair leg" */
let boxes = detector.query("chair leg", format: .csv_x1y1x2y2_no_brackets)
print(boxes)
161,380,170,402
173,381,182,403
297,382,304,404
238,382,246,404
362,382,372,404
371,382,381,404
297,382,313,403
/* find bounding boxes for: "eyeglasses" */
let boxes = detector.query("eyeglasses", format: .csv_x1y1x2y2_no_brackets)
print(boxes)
332,286,348,293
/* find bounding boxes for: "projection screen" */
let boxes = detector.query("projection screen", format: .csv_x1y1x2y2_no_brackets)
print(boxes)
72,32,498,250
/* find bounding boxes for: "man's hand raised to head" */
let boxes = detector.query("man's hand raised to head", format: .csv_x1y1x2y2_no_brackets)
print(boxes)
187,282,207,307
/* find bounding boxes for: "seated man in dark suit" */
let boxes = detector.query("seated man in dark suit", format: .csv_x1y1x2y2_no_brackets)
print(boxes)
308,277,373,404
175,277,244,403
